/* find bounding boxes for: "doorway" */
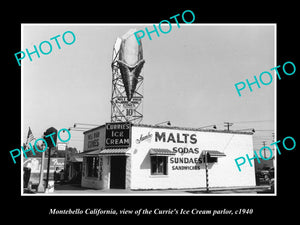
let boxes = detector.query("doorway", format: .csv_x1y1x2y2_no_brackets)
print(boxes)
110,156,126,189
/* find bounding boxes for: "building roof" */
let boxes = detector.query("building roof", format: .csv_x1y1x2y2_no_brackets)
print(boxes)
83,149,102,155
69,156,83,162
149,148,176,156
204,150,226,157
83,123,254,135
82,148,130,156
133,123,254,135
99,148,130,156
83,124,105,134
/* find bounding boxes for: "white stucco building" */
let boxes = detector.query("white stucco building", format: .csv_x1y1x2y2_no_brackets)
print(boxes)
81,122,256,190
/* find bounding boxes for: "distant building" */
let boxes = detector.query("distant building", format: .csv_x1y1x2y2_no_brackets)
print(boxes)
23,157,65,185
64,152,83,184
254,157,274,170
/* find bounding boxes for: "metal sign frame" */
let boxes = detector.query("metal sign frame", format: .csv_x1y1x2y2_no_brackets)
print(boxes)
110,37,144,124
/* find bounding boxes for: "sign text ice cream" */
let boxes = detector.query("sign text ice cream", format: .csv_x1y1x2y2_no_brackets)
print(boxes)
105,122,131,149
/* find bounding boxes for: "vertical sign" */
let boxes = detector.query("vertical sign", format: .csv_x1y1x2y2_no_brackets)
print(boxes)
105,122,131,149
86,130,100,150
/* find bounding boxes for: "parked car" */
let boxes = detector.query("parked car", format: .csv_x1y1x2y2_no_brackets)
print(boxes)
269,178,274,192
256,167,273,185
269,167,274,178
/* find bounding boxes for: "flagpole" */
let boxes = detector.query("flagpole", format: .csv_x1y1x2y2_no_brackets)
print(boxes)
24,127,37,191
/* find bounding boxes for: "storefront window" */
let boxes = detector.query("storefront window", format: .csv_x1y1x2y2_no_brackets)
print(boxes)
86,157,99,177
201,155,218,163
151,156,167,175
206,155,218,163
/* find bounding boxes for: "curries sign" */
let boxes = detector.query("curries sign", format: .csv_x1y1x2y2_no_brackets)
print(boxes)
105,122,131,149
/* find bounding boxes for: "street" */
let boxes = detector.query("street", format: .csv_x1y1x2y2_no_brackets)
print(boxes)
31,183,273,195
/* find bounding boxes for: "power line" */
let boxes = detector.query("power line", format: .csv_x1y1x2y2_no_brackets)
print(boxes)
255,129,274,131
254,137,273,139
231,120,274,124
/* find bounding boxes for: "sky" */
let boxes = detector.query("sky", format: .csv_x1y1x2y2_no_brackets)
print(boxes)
22,24,275,153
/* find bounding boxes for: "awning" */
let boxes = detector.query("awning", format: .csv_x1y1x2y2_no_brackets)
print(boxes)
84,149,102,156
149,148,176,156
204,150,226,157
99,148,130,156
70,156,83,162
82,148,130,156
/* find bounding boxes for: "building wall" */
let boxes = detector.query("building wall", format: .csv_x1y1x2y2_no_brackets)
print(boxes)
125,156,131,189
83,125,106,152
130,126,256,190
81,156,110,190
81,126,109,189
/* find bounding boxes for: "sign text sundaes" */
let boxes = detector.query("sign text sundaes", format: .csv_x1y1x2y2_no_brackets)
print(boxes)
154,131,202,170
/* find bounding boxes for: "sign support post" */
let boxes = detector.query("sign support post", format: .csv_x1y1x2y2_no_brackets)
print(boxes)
45,146,51,190
37,150,45,193
205,151,209,192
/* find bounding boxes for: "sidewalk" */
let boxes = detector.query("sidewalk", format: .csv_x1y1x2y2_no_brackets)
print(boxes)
40,183,272,195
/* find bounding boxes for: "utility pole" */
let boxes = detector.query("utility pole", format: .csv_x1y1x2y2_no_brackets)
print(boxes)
45,146,52,190
37,144,45,193
271,132,275,170
224,122,233,131
262,141,266,158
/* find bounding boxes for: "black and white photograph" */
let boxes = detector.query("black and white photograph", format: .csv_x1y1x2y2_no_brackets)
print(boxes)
21,24,276,195
4,5,298,220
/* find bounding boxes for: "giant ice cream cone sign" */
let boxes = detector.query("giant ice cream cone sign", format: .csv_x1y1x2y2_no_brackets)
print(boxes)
117,29,145,101
110,28,144,124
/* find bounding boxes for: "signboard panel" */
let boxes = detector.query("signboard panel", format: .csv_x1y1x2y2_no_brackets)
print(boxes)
84,127,105,151
23,157,65,184
134,128,202,171
105,122,131,149
87,130,100,149
113,97,142,122
24,157,64,172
